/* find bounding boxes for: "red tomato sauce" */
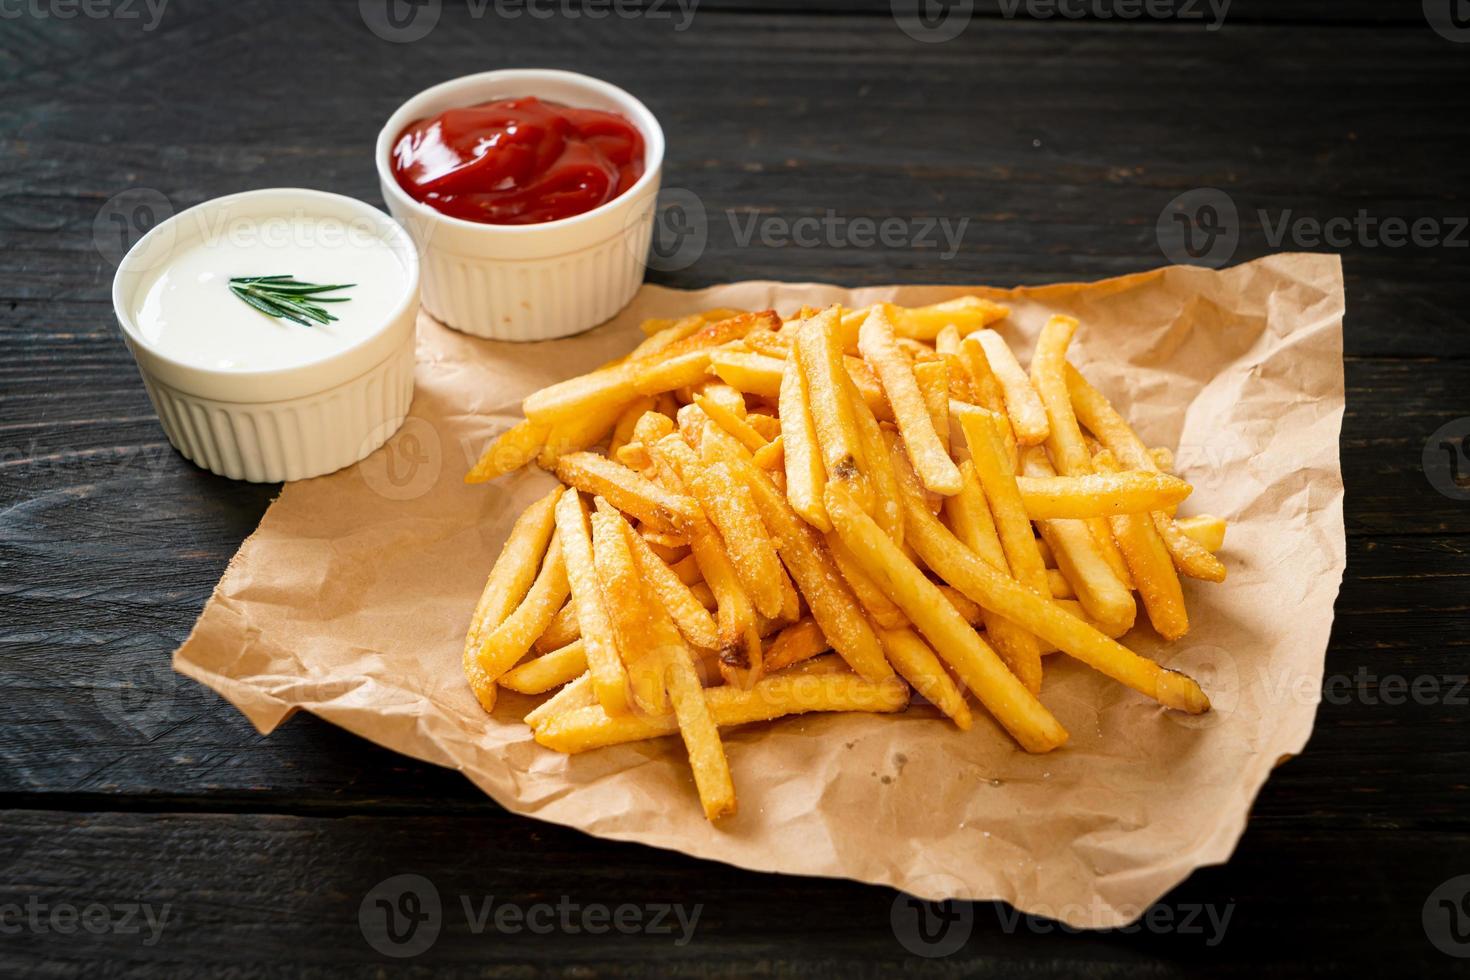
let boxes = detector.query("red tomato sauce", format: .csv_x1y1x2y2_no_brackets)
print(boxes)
390,96,646,225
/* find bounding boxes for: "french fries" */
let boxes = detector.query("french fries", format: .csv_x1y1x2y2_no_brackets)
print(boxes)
463,297,1227,819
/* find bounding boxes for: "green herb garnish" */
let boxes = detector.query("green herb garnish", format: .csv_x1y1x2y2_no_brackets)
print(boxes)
228,275,354,326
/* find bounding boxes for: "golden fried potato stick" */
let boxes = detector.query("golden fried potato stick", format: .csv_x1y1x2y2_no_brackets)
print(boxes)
745,413,782,442
555,489,632,716
955,343,1018,469
590,502,670,715
845,360,905,546
763,617,831,672
826,532,908,630
1028,316,1135,589
728,454,896,683
878,627,973,730
500,639,587,694
554,452,700,534
1022,448,1137,634
885,296,1010,340
1094,450,1190,640
935,323,963,356
534,600,581,653
466,419,551,484
608,397,657,460
797,307,876,511
1047,569,1074,598
1064,365,1228,583
858,305,962,495
913,359,952,458
1014,470,1193,519
780,347,831,531
709,349,786,399
533,673,910,754
1175,514,1227,552
824,484,1066,752
462,487,562,710
621,513,721,650
695,393,768,453
971,329,1049,446
476,532,570,681
898,491,1210,714
752,435,785,470
537,398,628,470
895,429,1043,695
523,672,594,729
688,462,795,621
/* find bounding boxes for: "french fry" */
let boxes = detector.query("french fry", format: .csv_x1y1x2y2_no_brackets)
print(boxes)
886,296,1010,340
695,392,768,453
764,617,830,672
878,627,973,730
893,431,1046,693
500,639,587,695
824,483,1066,752
912,359,952,458
590,502,669,715
858,305,961,495
1047,568,1074,599
1028,316,1134,589
466,419,551,484
621,505,721,650
827,532,909,630
780,345,831,531
534,672,910,754
1095,450,1190,640
1175,514,1227,552
752,435,785,470
1064,365,1227,583
954,344,1018,469
746,413,782,441
1023,447,1137,633
463,488,562,711
524,672,594,729
797,307,875,511
730,455,896,682
935,323,963,356
1015,471,1193,519
686,519,765,688
534,600,581,653
555,488,631,716
972,329,1049,446
898,492,1210,714
608,397,657,460
537,399,627,470
663,635,737,821
709,349,786,398
845,361,904,546
475,533,570,681
555,452,700,534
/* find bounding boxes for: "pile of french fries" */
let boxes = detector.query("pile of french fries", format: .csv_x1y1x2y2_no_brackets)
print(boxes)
463,298,1228,821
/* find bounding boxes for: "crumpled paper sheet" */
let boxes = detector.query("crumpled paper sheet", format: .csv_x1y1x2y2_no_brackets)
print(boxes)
174,252,1345,928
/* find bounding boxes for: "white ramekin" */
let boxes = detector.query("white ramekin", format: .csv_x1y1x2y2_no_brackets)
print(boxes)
112,188,421,483
376,69,664,342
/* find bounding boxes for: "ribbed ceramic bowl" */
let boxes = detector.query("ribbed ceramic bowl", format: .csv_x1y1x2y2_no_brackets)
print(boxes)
111,188,421,483
376,68,664,341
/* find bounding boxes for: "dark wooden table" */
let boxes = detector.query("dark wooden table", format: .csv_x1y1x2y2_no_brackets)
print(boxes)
4,1,1468,975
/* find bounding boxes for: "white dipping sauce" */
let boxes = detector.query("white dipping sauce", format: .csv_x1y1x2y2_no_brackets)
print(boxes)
133,215,411,372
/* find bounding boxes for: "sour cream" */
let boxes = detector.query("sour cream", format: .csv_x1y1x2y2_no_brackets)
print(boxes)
132,214,412,373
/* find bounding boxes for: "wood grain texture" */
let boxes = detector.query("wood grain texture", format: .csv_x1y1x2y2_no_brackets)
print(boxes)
1,0,1467,974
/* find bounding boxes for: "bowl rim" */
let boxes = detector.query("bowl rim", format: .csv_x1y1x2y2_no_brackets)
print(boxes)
375,68,666,236
111,186,421,387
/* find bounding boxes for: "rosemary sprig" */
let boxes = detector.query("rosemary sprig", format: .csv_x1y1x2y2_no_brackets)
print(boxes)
228,275,355,327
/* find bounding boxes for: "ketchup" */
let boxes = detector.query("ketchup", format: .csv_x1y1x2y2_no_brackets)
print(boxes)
390,96,645,225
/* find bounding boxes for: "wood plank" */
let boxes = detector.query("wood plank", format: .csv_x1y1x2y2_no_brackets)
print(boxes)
0,808,1457,976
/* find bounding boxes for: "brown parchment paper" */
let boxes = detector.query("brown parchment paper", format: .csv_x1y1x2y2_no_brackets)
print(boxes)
174,252,1345,928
